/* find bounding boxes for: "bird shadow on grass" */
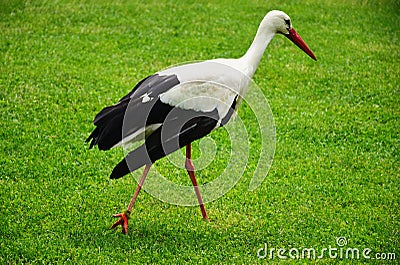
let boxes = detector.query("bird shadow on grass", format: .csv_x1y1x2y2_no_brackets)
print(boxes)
65,213,266,262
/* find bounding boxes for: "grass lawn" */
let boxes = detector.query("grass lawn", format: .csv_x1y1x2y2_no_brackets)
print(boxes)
1,0,399,263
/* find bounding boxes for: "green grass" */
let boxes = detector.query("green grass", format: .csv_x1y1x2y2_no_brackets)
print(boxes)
1,0,399,263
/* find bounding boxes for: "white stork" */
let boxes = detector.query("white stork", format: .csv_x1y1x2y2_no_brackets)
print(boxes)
87,10,316,234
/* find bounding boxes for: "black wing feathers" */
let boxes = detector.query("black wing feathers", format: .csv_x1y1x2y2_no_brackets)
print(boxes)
110,97,238,179
110,108,220,179
87,72,239,180
86,74,179,150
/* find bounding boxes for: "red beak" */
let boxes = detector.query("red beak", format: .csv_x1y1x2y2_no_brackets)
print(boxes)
285,28,317,61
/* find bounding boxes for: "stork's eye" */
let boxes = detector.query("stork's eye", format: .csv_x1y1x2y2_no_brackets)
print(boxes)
284,19,291,29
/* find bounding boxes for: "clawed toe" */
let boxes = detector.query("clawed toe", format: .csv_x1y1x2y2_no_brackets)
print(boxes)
110,211,130,234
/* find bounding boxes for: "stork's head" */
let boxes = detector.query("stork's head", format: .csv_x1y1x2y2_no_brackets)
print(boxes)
264,10,317,61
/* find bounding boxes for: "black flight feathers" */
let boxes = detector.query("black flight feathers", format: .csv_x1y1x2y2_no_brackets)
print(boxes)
86,74,179,150
87,73,238,179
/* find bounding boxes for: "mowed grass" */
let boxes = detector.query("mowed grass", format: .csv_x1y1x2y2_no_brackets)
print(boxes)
1,0,399,263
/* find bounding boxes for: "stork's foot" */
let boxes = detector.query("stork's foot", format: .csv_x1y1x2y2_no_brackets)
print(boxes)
110,210,130,234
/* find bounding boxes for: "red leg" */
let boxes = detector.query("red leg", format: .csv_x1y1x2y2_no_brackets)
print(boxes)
111,164,151,234
185,144,210,221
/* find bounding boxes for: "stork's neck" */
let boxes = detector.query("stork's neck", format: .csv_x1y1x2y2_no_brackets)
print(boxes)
240,26,276,78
